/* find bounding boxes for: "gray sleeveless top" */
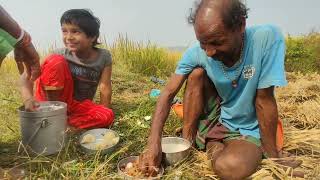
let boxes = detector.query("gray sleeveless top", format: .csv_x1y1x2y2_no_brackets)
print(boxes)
54,48,112,101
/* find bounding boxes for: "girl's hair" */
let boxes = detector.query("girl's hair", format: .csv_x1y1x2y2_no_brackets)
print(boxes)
60,9,100,46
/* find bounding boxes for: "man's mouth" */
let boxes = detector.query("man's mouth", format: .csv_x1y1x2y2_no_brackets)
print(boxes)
211,55,223,61
66,43,77,47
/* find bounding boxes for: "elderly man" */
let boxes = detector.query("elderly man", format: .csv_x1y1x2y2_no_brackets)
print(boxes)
0,5,40,111
139,0,302,179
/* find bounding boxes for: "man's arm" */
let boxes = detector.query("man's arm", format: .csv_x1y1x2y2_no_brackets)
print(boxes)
138,74,187,175
99,65,112,108
255,86,278,158
0,5,21,38
0,5,40,80
148,74,187,145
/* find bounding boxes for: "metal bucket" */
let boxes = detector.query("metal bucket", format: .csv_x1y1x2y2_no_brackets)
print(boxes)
18,101,67,156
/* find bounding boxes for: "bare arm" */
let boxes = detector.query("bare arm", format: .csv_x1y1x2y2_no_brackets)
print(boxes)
0,5,21,38
20,72,34,102
99,65,112,108
20,72,40,111
255,86,278,158
139,74,187,174
148,74,187,145
0,6,40,80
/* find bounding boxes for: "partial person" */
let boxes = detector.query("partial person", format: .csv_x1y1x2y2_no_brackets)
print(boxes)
139,0,303,179
22,9,114,129
0,5,40,111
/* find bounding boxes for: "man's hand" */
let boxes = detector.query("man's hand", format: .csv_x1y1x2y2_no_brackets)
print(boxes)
137,74,186,176
138,144,162,177
14,31,40,81
24,98,40,112
269,151,304,178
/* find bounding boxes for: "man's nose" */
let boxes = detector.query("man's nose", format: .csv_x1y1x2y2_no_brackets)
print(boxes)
204,45,216,57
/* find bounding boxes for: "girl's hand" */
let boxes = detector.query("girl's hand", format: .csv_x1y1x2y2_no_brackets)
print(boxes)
24,98,40,112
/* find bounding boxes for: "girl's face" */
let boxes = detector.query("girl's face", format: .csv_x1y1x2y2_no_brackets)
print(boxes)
61,23,96,55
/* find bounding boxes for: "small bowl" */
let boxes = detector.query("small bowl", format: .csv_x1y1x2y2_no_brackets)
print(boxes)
161,137,191,165
117,156,164,180
79,128,119,155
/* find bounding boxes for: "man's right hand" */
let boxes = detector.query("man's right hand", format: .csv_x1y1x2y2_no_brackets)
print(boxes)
138,144,162,177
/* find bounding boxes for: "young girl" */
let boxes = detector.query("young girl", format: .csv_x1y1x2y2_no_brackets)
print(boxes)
34,9,114,129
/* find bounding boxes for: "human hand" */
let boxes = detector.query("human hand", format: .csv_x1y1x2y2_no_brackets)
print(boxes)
270,151,304,178
14,31,40,81
24,98,40,112
138,144,162,177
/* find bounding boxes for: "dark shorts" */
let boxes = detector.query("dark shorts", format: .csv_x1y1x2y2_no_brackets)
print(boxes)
195,96,261,150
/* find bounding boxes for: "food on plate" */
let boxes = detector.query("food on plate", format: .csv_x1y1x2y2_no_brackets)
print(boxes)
80,134,96,144
120,160,159,178
94,131,119,150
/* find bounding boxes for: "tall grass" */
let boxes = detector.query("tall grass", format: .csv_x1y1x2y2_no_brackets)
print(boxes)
285,32,320,73
105,35,181,77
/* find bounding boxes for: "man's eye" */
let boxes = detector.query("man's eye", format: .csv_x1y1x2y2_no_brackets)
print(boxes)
200,43,206,49
210,41,221,46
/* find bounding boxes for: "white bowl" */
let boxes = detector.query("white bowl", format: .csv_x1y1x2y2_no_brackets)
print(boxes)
161,137,191,165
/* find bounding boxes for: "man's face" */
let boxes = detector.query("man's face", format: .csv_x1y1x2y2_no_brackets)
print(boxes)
194,11,243,63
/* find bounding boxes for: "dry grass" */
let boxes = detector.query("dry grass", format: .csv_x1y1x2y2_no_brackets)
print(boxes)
277,72,320,128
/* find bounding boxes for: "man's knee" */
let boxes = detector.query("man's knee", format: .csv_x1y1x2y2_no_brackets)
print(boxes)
214,154,255,180
187,68,205,83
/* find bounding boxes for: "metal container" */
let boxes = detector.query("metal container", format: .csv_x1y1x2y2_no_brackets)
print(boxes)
161,137,191,165
79,128,119,155
117,156,164,180
18,101,67,156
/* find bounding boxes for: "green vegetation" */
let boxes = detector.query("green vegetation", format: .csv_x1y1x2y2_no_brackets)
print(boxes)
105,35,181,77
0,35,319,179
285,32,320,73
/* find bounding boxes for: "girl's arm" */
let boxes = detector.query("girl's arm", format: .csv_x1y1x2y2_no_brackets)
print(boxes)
99,65,112,108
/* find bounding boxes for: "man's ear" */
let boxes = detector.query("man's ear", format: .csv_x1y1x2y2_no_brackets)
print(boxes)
240,16,246,33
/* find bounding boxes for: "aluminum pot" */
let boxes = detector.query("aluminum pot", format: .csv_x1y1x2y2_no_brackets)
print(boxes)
18,101,67,156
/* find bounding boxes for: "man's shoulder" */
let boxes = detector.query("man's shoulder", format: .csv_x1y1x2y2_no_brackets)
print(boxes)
247,24,284,51
248,24,284,43
182,42,206,58
186,42,202,52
